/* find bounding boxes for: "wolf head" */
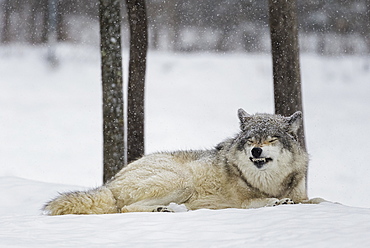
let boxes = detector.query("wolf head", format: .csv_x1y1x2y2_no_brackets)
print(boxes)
235,108,304,170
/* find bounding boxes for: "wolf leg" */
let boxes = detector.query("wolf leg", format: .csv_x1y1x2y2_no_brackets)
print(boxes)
242,198,294,209
242,198,279,208
121,187,192,213
121,204,175,213
300,197,329,204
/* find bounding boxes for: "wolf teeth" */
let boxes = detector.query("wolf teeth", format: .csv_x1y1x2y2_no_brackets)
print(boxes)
249,157,273,163
251,158,266,162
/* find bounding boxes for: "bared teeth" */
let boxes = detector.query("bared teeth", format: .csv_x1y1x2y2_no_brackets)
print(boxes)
249,157,272,163
251,158,266,162
249,157,272,168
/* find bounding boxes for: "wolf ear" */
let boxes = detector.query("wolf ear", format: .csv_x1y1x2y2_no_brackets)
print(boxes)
238,108,251,130
286,111,303,134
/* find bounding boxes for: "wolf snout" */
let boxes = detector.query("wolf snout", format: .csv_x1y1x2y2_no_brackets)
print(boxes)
249,147,272,168
251,147,263,158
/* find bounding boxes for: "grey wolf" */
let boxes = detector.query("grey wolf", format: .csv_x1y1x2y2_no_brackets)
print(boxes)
43,109,325,215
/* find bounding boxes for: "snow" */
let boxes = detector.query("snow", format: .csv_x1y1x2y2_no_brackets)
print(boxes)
1,44,370,247
2,177,370,247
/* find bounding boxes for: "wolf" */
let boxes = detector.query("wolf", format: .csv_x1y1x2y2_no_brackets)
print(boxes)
43,109,326,215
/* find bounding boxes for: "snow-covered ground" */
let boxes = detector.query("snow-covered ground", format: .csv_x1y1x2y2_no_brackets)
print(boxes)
1,44,370,247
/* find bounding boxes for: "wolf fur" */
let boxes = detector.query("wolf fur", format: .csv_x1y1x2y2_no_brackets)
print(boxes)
43,109,326,215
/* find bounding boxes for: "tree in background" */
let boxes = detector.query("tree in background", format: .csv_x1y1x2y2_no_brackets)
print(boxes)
126,0,148,164
99,0,125,183
100,0,148,181
268,0,306,150
1,0,11,44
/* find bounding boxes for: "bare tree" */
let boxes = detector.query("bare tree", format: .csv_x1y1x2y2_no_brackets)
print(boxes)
268,0,306,150
99,0,125,183
126,0,148,164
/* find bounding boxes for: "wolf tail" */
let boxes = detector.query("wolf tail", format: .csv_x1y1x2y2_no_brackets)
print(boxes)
43,186,118,215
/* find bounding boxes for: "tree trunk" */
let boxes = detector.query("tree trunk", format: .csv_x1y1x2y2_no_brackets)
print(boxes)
56,1,67,42
27,3,37,44
1,0,11,44
100,0,125,183
41,0,49,44
126,0,148,164
268,0,306,150
166,0,179,51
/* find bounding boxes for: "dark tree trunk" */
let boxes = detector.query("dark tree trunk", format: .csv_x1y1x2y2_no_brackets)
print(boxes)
99,0,125,183
27,3,37,44
166,0,179,51
126,0,148,164
56,1,67,42
41,0,49,44
268,0,306,150
1,0,11,44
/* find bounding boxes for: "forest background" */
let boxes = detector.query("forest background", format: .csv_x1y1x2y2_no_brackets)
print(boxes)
1,0,369,55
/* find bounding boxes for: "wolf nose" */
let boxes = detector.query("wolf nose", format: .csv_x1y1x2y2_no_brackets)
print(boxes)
251,147,263,158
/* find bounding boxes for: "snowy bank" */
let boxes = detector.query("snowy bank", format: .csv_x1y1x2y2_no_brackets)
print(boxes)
1,177,370,248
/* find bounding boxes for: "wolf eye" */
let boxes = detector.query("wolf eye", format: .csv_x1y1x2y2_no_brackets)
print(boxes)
269,137,279,143
246,138,253,144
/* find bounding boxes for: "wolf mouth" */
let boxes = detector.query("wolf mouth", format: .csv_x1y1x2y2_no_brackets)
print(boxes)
249,157,273,168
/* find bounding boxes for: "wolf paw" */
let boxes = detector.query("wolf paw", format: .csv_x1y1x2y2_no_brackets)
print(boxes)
153,207,174,213
273,198,295,206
